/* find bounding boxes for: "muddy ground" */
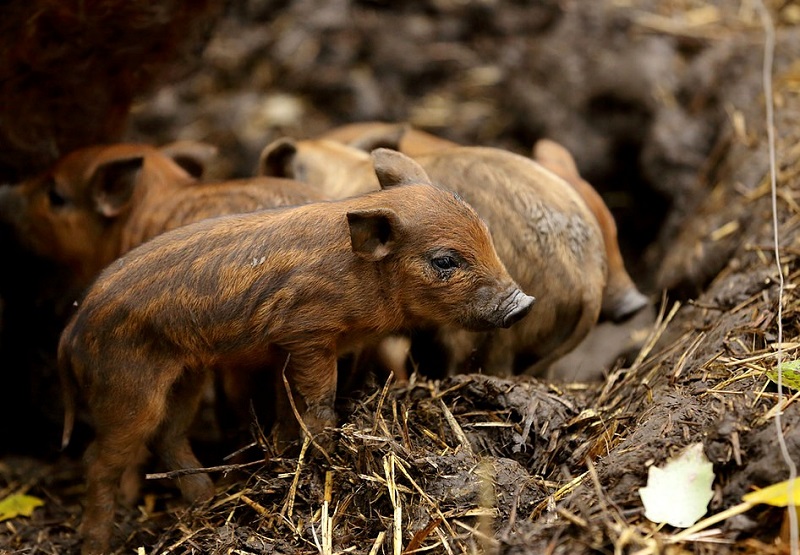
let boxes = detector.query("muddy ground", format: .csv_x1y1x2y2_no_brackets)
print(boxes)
2,0,800,553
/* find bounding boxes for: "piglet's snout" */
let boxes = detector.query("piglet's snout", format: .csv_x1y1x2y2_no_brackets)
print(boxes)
499,288,536,328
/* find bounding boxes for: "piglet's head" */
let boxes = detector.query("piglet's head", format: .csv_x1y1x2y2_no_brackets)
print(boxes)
0,143,201,286
259,137,380,199
346,148,535,331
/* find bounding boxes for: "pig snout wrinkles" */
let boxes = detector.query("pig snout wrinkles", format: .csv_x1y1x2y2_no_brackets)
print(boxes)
469,284,535,330
498,288,536,328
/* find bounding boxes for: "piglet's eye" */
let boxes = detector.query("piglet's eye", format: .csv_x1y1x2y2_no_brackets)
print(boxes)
47,184,66,207
432,256,459,271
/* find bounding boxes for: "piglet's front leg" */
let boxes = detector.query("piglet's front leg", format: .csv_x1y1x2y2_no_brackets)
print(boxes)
275,347,339,454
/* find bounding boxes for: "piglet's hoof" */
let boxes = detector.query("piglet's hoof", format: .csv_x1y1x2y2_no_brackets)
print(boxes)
303,405,337,455
602,287,649,323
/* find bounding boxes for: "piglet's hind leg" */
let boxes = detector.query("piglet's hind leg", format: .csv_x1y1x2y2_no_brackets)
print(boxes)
152,368,215,503
80,397,166,555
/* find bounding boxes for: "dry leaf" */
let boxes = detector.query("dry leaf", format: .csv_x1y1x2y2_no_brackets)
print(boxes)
639,443,715,528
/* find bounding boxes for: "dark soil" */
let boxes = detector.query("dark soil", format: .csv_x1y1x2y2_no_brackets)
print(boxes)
2,1,800,554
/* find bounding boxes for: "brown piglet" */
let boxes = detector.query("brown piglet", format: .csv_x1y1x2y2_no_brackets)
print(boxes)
303,121,648,322
59,149,534,555
0,142,325,296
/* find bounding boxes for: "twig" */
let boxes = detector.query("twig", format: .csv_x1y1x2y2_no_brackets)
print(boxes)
240,494,269,516
163,527,201,553
585,457,625,529
321,470,333,555
439,399,475,457
631,297,681,371
384,453,403,555
371,371,394,436
499,480,527,538
528,472,589,520
668,501,754,543
670,331,706,382
281,434,311,520
145,458,264,480
721,342,800,366
434,527,456,555
368,531,387,555
403,517,443,554
222,440,259,462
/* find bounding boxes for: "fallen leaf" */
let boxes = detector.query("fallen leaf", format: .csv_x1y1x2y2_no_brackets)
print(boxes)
0,493,45,522
742,478,800,507
639,442,715,528
670,477,800,542
766,359,800,391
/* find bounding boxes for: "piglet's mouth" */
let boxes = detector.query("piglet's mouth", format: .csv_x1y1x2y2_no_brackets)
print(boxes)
499,289,535,328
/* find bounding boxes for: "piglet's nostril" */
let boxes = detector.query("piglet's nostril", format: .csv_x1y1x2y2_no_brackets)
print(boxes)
501,290,535,328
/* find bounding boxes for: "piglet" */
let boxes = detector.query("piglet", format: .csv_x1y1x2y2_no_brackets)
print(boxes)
59,149,533,555
0,142,324,296
304,121,648,322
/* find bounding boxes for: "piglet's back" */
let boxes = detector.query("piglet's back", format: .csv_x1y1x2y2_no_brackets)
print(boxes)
70,201,350,355
123,176,324,252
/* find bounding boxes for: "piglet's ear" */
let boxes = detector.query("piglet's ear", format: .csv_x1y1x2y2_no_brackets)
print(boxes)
347,208,400,261
258,137,298,177
349,123,409,152
89,156,144,218
159,140,218,178
371,148,432,190
532,139,579,178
